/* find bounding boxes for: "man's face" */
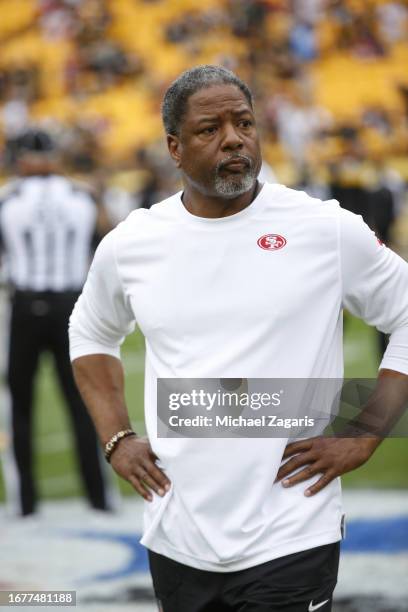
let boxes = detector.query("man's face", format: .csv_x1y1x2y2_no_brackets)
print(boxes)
167,84,262,199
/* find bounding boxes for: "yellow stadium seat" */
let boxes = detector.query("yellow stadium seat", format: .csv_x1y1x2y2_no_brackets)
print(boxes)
1,0,407,161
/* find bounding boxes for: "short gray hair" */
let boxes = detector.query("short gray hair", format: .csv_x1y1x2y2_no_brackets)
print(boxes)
162,65,253,136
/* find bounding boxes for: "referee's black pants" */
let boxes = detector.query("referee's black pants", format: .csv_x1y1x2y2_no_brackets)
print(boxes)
6,290,110,516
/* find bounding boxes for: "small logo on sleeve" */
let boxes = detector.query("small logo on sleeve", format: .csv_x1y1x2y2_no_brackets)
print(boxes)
257,234,287,251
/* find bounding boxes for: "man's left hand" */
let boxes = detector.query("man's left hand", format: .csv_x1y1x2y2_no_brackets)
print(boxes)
275,436,381,496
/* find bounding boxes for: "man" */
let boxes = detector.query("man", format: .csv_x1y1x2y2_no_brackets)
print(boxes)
0,129,114,516
69,66,408,611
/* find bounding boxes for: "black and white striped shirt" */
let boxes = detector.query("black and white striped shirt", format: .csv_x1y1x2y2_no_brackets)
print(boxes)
0,175,97,291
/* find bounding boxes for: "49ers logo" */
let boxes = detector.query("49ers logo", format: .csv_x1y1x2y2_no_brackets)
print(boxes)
257,234,287,251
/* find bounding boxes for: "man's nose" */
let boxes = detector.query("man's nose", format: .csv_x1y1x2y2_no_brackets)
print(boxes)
220,124,244,151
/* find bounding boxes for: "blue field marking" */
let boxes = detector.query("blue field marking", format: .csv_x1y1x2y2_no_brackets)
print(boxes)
59,516,408,585
60,530,149,584
342,516,408,553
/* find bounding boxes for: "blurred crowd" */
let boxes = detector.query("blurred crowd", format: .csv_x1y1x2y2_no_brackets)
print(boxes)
0,0,407,247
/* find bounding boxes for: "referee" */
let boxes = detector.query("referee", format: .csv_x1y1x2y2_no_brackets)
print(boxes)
0,129,113,516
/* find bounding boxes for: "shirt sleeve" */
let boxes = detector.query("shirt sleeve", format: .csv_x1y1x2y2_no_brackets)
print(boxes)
340,208,408,375
69,228,136,361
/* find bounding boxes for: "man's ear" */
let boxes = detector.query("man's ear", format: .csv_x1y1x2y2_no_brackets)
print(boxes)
167,134,182,168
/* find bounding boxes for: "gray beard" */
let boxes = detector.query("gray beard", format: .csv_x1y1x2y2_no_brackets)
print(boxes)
213,157,257,198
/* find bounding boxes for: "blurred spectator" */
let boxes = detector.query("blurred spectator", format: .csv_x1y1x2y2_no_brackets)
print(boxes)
274,87,332,168
327,0,354,32
229,0,268,38
6,64,39,102
74,0,111,44
0,63,39,168
135,146,180,210
77,40,131,90
1,98,30,168
361,106,393,138
368,162,404,356
369,160,404,247
351,10,386,58
165,9,222,45
291,0,325,25
328,1,386,56
38,0,78,40
289,21,318,62
328,123,406,357
295,164,330,201
377,2,408,45
328,125,370,218
103,180,136,226
61,122,101,172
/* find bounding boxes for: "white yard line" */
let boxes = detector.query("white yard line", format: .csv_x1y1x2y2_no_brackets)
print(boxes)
343,489,408,518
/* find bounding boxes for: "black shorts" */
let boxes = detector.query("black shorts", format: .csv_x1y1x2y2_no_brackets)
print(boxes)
148,542,340,612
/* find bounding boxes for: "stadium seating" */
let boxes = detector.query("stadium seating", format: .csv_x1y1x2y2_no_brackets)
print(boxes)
0,0,407,163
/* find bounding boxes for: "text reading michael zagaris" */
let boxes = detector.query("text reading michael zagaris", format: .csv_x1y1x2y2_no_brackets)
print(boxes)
168,415,315,429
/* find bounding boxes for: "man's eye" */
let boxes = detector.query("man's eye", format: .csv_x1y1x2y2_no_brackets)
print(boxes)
239,120,253,128
201,127,216,134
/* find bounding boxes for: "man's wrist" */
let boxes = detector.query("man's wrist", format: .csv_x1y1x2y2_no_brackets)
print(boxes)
358,434,382,455
337,423,382,451
104,429,137,463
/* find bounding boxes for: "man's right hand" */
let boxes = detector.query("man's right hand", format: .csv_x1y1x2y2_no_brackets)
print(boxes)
110,436,171,502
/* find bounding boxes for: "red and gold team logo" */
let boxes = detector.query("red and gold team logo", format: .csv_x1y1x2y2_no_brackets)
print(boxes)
257,234,287,251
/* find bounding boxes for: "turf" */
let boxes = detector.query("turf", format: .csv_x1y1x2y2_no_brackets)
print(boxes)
0,314,406,503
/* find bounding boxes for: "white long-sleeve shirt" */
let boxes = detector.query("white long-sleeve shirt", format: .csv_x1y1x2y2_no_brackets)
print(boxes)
69,182,408,571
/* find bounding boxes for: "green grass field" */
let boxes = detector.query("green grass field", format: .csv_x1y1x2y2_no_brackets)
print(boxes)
0,314,407,503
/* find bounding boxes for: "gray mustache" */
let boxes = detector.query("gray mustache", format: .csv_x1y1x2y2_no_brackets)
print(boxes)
216,155,252,172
